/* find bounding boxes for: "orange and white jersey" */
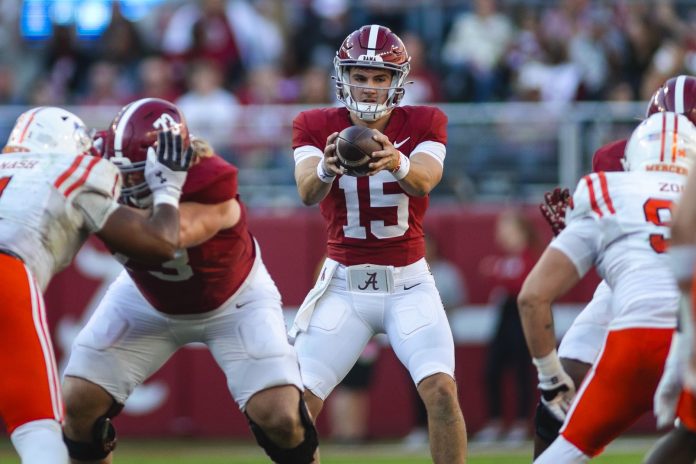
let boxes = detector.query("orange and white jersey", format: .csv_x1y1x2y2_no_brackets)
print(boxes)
0,151,121,290
551,170,683,329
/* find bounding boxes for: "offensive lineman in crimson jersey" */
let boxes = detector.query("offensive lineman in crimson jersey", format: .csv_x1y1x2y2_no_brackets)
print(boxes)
0,106,190,464
62,99,318,464
291,25,466,463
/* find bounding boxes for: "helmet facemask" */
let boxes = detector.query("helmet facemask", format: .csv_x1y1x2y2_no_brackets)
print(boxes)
110,155,152,208
334,58,410,121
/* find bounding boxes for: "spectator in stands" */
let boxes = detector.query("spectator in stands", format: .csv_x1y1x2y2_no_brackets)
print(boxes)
162,0,245,85
41,25,92,103
99,1,148,92
0,63,17,104
78,60,132,106
296,65,333,105
136,56,182,103
474,209,540,444
441,0,514,102
287,0,351,73
176,59,240,159
327,339,380,445
400,32,444,105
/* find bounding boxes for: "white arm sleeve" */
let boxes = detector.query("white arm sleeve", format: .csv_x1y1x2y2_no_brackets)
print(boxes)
549,217,601,277
294,145,323,165
412,141,446,166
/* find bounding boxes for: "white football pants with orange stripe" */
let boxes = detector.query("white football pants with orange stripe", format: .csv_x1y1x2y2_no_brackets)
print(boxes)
536,327,672,463
0,253,68,463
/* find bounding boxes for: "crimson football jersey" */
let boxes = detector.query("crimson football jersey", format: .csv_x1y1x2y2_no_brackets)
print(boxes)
123,154,255,315
592,139,626,173
293,106,447,266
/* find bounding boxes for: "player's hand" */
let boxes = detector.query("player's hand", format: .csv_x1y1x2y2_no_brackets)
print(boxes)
538,371,576,422
89,129,108,158
540,187,570,236
145,129,193,205
654,331,686,428
368,131,399,175
321,132,344,176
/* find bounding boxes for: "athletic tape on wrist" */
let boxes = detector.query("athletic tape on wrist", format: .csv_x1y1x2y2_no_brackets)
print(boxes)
391,152,410,181
533,349,564,382
316,160,336,184
153,188,181,208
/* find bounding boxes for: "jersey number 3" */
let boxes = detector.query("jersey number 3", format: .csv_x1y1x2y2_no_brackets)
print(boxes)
643,198,674,253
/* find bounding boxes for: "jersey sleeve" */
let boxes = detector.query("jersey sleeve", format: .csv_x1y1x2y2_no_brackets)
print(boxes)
550,174,607,276
182,156,237,204
71,158,122,232
566,173,616,224
549,217,600,277
411,107,447,165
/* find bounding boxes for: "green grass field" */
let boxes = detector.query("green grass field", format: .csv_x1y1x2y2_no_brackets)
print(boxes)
0,437,654,463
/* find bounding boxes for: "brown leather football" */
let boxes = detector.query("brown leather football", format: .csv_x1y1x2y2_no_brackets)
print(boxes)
335,126,382,176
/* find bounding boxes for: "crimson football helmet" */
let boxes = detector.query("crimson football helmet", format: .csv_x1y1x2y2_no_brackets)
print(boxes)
334,24,411,121
103,98,190,208
646,75,696,125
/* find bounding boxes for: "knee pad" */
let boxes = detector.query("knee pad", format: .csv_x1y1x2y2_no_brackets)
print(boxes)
246,398,318,464
535,400,563,444
64,401,123,461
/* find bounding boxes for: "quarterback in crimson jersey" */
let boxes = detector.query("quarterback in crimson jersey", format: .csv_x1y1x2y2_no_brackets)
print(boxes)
62,99,317,464
292,105,446,266
291,25,467,464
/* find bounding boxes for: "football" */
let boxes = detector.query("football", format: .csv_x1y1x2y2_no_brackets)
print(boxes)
335,126,382,176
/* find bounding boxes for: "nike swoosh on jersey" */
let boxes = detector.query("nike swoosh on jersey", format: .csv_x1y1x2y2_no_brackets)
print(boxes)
394,137,411,149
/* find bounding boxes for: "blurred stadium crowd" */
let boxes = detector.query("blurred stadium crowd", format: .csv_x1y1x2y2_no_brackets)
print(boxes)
2,0,696,197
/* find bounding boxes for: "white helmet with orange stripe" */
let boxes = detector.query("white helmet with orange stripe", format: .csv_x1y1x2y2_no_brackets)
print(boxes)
3,106,92,155
624,112,696,175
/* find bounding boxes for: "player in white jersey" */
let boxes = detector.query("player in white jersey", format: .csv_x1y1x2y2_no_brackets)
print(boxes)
517,111,696,463
0,106,191,464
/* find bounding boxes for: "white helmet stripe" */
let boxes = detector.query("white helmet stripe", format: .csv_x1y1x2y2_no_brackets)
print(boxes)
366,25,380,56
114,98,155,158
675,75,686,114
